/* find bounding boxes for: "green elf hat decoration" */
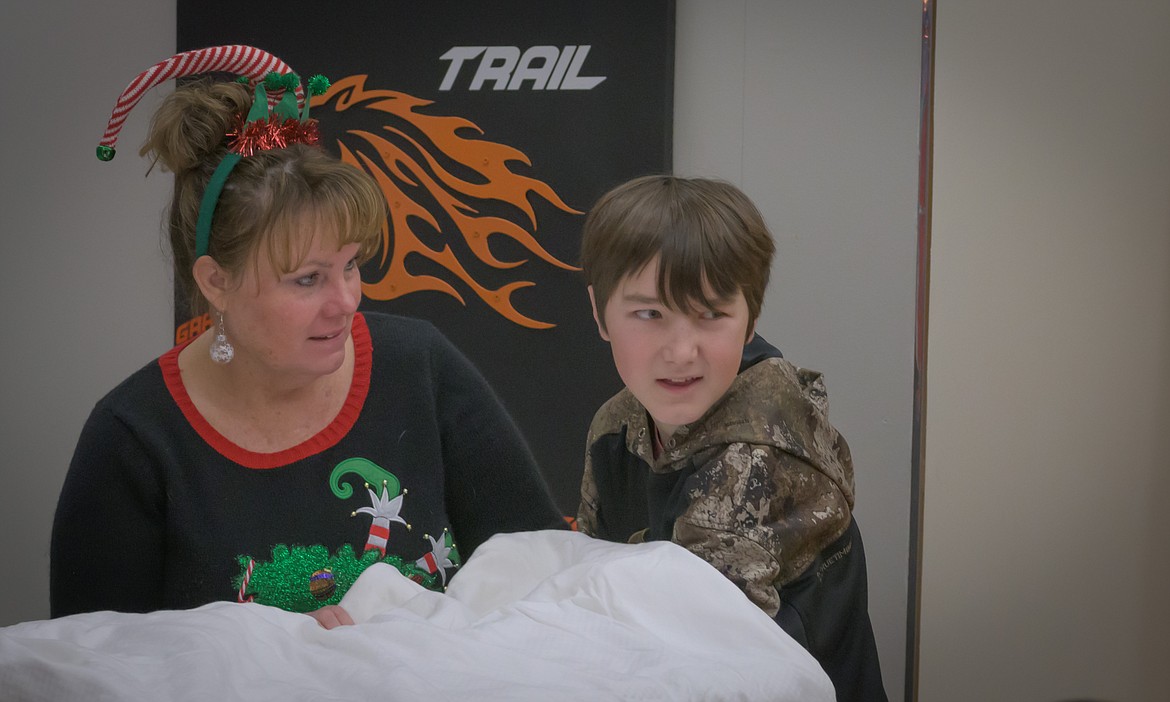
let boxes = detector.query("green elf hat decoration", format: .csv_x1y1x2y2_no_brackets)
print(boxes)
96,45,332,258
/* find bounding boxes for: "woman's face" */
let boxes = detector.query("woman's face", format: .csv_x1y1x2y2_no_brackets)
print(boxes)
219,227,363,384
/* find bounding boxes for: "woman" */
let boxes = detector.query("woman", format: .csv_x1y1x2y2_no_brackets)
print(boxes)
51,48,565,626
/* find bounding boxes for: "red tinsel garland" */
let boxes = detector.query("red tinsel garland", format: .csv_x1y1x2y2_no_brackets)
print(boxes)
227,116,320,157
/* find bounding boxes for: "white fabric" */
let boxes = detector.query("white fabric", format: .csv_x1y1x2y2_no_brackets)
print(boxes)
0,531,833,701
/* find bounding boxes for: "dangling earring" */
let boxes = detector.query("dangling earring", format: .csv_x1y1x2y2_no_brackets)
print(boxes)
209,310,234,364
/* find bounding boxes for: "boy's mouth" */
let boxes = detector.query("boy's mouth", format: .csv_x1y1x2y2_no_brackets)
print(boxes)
658,376,701,388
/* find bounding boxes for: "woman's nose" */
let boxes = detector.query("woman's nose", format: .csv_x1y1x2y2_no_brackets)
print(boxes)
327,278,361,315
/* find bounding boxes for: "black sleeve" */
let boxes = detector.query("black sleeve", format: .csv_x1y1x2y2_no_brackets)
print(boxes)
428,330,567,559
51,404,167,617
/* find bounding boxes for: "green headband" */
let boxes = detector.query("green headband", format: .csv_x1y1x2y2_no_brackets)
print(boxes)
194,72,331,258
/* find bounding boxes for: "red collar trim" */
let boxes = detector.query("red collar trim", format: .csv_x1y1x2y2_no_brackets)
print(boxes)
159,313,372,469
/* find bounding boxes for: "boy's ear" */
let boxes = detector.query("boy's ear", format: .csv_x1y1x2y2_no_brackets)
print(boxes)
745,320,758,345
192,256,232,312
587,286,610,342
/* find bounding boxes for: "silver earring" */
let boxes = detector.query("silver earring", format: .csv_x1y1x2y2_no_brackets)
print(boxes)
209,311,234,364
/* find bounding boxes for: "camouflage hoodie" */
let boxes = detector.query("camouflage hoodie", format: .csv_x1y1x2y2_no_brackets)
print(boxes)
577,356,855,617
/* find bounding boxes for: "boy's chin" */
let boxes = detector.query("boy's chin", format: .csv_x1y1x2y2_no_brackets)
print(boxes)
647,411,701,436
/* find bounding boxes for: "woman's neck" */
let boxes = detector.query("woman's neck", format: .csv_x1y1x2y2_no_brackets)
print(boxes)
177,331,356,453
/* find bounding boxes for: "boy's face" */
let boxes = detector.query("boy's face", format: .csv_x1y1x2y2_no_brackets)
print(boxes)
590,257,754,440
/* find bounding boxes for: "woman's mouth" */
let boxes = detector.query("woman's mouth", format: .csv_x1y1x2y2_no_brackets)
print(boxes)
311,329,345,341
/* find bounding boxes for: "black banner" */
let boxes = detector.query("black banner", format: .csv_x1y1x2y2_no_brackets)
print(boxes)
177,1,675,512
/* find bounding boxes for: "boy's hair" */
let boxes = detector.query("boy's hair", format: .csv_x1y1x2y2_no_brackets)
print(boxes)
580,175,775,338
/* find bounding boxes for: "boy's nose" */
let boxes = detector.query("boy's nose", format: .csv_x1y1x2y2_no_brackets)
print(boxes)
662,324,700,364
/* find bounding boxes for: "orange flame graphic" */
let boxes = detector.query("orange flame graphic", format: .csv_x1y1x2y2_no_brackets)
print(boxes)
313,75,580,329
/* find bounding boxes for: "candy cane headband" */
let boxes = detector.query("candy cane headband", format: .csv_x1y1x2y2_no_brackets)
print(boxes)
97,45,330,258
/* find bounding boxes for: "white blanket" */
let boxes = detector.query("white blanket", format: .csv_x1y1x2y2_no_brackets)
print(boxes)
0,531,833,701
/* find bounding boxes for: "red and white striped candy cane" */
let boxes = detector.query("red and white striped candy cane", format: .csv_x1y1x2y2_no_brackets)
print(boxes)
416,551,439,574
237,557,255,603
365,517,391,557
98,45,304,159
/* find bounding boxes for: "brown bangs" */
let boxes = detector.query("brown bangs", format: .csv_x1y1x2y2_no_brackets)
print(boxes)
581,175,775,333
230,146,386,279
653,203,750,313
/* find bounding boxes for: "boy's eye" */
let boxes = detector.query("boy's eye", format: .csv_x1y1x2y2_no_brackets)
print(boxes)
633,309,661,320
700,309,728,320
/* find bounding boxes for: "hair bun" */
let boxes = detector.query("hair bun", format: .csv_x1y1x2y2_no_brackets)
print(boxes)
140,80,252,174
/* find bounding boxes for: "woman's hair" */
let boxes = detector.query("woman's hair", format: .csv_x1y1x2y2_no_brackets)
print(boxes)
140,80,386,316
580,175,775,338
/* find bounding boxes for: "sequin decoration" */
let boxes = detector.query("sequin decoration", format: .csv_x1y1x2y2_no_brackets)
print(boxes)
309,568,336,600
233,543,436,613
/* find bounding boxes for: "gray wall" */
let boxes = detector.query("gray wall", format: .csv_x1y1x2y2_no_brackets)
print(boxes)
921,2,1170,701
1,0,177,621
674,3,921,700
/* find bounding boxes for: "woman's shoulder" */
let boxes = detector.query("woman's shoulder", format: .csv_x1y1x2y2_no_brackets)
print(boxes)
358,311,461,369
360,309,436,331
85,349,178,427
359,310,442,345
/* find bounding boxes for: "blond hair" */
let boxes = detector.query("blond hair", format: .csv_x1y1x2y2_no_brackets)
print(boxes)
140,80,385,316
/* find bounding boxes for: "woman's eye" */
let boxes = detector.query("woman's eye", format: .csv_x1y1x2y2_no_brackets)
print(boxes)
295,273,319,287
345,257,358,272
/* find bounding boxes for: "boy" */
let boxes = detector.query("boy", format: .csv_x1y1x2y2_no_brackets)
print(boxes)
576,175,886,701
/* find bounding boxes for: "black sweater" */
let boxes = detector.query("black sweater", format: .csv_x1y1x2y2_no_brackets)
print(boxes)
51,312,564,616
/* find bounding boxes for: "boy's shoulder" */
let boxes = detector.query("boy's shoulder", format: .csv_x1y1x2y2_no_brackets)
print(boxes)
735,357,832,419
686,357,841,462
587,386,646,443
721,355,830,422
585,356,836,452
697,357,854,501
